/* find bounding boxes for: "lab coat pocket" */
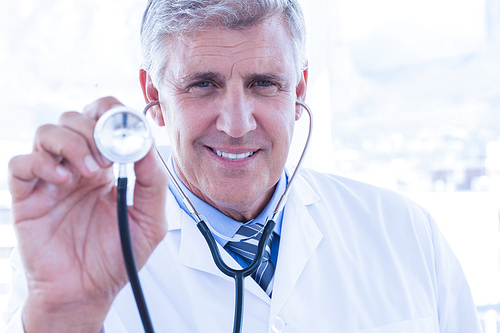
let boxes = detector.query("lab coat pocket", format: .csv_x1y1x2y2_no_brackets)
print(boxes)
357,315,439,333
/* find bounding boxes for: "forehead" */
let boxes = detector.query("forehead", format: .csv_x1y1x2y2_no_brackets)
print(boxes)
164,17,297,80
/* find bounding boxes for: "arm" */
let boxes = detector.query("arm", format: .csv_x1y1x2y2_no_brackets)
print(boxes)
428,215,482,333
7,97,167,333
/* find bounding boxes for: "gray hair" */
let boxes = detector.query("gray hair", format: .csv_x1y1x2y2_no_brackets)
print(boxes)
140,0,307,87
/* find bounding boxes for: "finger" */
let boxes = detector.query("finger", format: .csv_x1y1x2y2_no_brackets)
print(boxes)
8,152,71,200
130,146,168,244
82,96,124,119
134,144,167,186
33,124,101,178
58,111,112,168
132,146,168,210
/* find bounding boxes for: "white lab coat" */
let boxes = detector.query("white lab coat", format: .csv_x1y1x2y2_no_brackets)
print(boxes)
1,167,482,333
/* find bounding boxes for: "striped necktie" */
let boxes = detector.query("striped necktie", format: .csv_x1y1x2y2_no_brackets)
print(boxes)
225,223,275,297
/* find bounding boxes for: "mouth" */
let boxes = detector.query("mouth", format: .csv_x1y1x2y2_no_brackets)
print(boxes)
209,147,256,160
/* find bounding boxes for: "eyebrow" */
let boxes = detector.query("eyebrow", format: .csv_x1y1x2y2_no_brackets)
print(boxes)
244,73,288,83
180,71,222,84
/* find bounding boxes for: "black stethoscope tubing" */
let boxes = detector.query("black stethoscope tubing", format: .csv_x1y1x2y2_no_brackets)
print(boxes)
197,218,277,333
117,176,156,333
116,100,312,333
117,178,276,333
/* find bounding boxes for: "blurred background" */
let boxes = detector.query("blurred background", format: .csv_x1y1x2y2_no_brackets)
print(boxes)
0,0,499,331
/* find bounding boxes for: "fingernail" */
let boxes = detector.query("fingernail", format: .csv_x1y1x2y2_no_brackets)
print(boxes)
55,165,69,177
84,155,100,173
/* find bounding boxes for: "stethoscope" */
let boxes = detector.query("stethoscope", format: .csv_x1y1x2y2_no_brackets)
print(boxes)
94,100,313,333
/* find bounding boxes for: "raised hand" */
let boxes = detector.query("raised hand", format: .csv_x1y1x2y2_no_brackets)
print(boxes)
8,97,167,332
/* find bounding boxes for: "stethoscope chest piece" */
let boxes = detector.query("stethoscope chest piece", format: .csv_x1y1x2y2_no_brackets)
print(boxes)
94,106,153,164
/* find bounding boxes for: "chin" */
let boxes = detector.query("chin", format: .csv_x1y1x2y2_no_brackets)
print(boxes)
208,180,274,216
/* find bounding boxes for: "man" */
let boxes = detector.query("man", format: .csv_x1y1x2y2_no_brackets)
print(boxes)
2,0,482,332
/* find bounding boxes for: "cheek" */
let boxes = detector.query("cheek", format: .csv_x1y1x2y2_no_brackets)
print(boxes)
280,112,297,156
160,109,176,145
279,121,295,160
160,108,186,156
274,106,296,141
163,107,212,154
263,109,296,162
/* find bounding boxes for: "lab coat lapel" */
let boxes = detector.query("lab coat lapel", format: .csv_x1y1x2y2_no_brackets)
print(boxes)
177,212,231,277
270,168,323,319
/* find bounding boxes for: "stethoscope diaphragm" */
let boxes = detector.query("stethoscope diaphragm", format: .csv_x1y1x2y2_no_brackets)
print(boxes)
94,106,153,164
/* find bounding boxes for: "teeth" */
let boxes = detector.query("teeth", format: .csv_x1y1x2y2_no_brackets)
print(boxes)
212,149,254,160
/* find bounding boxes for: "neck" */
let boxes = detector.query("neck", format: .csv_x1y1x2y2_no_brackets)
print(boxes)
186,182,277,222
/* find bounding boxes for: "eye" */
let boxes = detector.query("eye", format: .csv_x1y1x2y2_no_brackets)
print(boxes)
254,81,272,87
188,81,218,96
194,81,213,88
251,80,280,96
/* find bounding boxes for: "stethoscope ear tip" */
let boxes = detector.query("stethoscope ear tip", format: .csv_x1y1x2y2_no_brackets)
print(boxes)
143,100,160,115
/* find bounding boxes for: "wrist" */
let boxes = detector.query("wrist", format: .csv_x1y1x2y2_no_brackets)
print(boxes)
22,295,112,333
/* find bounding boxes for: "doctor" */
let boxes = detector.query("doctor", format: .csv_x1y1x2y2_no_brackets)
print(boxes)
3,0,482,332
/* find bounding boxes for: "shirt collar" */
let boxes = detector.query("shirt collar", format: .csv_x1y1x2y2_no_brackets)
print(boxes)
167,154,286,247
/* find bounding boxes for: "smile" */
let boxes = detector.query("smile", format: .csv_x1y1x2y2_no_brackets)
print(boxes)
210,148,255,160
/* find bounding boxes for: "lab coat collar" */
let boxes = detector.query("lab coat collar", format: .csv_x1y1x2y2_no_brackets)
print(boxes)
270,166,323,320
284,165,320,206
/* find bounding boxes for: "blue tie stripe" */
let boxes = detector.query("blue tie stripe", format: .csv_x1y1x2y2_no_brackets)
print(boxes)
225,223,275,296
228,240,272,260
257,260,273,283
234,224,262,237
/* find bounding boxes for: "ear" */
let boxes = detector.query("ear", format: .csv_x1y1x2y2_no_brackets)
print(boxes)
295,66,308,121
139,69,165,127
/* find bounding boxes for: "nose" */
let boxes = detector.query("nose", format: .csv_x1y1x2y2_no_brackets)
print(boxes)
216,89,257,138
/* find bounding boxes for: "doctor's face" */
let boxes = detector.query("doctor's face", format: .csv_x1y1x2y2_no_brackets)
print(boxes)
150,17,307,221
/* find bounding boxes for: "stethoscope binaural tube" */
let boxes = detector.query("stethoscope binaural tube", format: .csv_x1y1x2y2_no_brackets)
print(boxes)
94,99,313,333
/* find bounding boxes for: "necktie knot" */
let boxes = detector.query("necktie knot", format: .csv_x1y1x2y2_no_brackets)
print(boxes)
225,223,275,296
